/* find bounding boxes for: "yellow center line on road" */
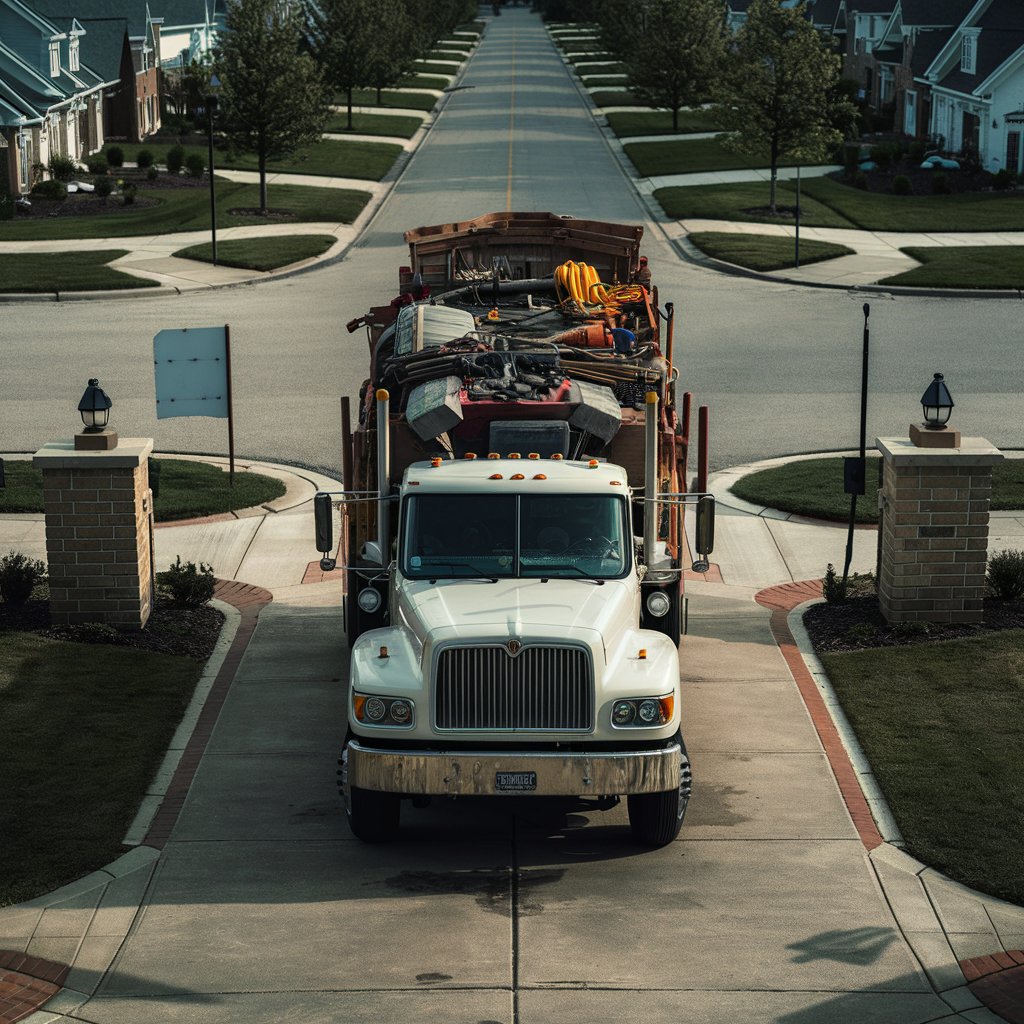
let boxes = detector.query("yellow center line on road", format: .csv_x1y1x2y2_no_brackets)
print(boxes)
506,28,516,211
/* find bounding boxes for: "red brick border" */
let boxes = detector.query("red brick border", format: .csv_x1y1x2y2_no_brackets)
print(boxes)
142,580,272,848
0,953,69,1024
961,951,1024,1023
755,579,884,851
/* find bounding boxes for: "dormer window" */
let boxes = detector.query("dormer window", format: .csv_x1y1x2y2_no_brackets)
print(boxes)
69,37,80,72
49,41,60,77
961,30,979,74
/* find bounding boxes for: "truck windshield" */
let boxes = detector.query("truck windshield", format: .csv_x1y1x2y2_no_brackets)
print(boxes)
401,493,629,580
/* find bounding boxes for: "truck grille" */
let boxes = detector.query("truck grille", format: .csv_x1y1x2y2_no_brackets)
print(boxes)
434,644,593,731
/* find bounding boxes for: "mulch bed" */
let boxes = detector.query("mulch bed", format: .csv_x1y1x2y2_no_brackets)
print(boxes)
804,595,1024,654
0,598,223,662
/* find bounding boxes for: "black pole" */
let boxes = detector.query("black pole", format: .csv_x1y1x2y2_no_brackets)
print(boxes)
842,302,870,587
207,96,217,266
794,164,801,269
224,323,234,487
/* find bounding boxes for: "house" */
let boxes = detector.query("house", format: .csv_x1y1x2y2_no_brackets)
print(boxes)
833,0,898,101
919,0,1024,172
158,0,223,68
0,0,114,195
29,1,164,141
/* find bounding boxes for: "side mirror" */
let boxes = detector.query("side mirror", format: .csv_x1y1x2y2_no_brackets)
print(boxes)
691,494,715,573
314,493,335,570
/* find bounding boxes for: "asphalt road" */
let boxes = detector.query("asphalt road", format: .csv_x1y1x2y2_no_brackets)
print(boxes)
3,10,1021,474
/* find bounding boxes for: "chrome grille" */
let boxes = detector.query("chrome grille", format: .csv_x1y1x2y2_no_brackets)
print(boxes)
434,645,593,731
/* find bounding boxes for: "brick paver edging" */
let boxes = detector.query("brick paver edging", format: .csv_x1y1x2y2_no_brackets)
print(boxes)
0,953,68,1024
142,579,272,848
754,579,884,851
961,951,1024,1024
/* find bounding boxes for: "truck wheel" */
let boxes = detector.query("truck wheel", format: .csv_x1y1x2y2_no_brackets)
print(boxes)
627,739,691,846
346,785,400,843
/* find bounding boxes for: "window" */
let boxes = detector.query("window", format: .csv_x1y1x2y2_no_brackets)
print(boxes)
69,37,79,71
961,31,978,74
49,41,60,77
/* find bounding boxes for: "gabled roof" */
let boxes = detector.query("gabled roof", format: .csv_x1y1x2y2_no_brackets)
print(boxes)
844,0,895,13
928,0,1024,96
899,0,974,25
159,0,222,30
910,28,955,75
28,0,150,38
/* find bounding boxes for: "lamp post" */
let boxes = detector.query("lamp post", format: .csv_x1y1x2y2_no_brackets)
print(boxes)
910,372,960,447
75,378,117,450
205,73,220,266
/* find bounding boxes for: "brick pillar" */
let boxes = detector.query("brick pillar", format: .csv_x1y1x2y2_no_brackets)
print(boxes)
33,439,155,629
877,436,1003,624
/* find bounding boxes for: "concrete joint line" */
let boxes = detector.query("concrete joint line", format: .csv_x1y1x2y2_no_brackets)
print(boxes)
122,599,242,845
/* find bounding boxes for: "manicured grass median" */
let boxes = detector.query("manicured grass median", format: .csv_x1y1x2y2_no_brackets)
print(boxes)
174,234,336,271
0,632,203,906
590,90,643,107
325,112,423,137
0,250,156,292
881,246,1024,289
688,232,853,272
729,455,1024,523
222,138,401,181
656,181,855,228
0,180,369,241
343,89,439,111
0,458,286,520
606,109,724,137
821,630,1024,904
626,137,799,177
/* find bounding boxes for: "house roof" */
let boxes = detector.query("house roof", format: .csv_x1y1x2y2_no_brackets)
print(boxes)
808,0,842,29
910,28,955,74
28,0,148,36
844,0,895,13
933,0,1024,95
899,0,974,26
159,0,222,30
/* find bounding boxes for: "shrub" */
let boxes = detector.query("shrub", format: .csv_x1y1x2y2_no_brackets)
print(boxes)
146,165,159,181
122,182,138,205
166,145,186,174
0,551,47,606
86,156,108,176
987,549,1024,600
157,556,216,608
931,172,951,195
892,175,911,196
50,621,122,644
30,178,67,200
869,143,893,170
852,171,868,191
993,168,1015,191
893,620,931,637
47,154,77,181
822,563,846,603
908,140,927,163
107,145,124,168
185,153,206,178
136,148,154,168
94,175,113,197
843,144,859,173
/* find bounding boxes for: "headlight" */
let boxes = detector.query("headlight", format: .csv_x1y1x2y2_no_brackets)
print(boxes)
645,590,671,617
609,694,674,728
353,693,415,727
357,588,382,613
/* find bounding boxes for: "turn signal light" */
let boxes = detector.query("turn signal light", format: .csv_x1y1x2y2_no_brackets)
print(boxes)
638,648,647,660
588,459,599,468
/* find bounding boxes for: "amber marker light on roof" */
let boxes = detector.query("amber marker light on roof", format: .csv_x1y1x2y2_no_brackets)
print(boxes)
509,452,521,459
533,474,547,480
430,457,442,467
464,452,477,459
490,473,503,479
510,473,525,480
550,453,563,460
528,452,540,460
610,480,622,486
488,453,500,460
638,648,647,660
588,459,599,468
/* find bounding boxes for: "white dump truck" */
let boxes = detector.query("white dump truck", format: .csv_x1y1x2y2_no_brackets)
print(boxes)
316,213,714,845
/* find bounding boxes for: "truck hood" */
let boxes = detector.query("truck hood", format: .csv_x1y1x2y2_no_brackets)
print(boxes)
396,577,636,650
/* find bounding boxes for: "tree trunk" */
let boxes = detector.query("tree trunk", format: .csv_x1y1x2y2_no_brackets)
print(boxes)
347,86,354,131
377,84,382,104
672,105,679,132
259,151,268,213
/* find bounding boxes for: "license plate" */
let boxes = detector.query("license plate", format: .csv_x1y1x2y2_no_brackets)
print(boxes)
495,771,537,792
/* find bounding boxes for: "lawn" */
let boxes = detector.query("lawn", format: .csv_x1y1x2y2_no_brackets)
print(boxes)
626,137,800,177
729,455,1024,523
656,181,856,228
174,234,336,272
567,52,615,64
411,61,464,75
0,250,156,292
881,246,1024,289
0,458,286,520
427,48,470,60
324,112,423,137
688,232,853,272
340,90,439,112
0,631,204,906
590,90,643,107
0,180,370,241
820,630,1024,904
577,62,627,75
396,74,449,91
581,75,628,87
606,109,725,137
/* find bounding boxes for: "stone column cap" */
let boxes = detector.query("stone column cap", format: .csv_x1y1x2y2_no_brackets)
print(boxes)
876,436,1004,467
33,438,154,469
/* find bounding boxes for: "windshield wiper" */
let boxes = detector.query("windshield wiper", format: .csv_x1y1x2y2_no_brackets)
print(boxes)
526,564,607,584
418,560,501,583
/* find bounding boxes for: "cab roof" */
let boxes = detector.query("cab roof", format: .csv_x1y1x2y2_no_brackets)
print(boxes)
402,457,630,493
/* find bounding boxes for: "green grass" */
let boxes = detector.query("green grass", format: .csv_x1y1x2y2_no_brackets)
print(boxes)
821,630,1024,904
411,61,463,74
881,246,1024,289
729,455,1024,523
581,75,628,87
427,48,470,60
626,137,801,177
396,74,449,91
590,90,642,107
656,181,856,228
606,109,725,137
220,139,401,180
0,250,156,292
0,458,286,520
577,61,627,75
341,89,439,111
324,112,423,137
0,180,370,240
173,234,335,271
688,232,853,272
567,51,614,64
0,632,204,906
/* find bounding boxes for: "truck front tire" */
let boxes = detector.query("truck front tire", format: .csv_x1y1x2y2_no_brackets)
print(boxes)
627,737,691,845
346,786,400,843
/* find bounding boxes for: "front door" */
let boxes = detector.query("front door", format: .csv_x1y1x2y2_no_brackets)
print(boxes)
905,90,916,136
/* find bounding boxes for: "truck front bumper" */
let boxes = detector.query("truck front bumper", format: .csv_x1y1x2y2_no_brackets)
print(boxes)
343,740,684,797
